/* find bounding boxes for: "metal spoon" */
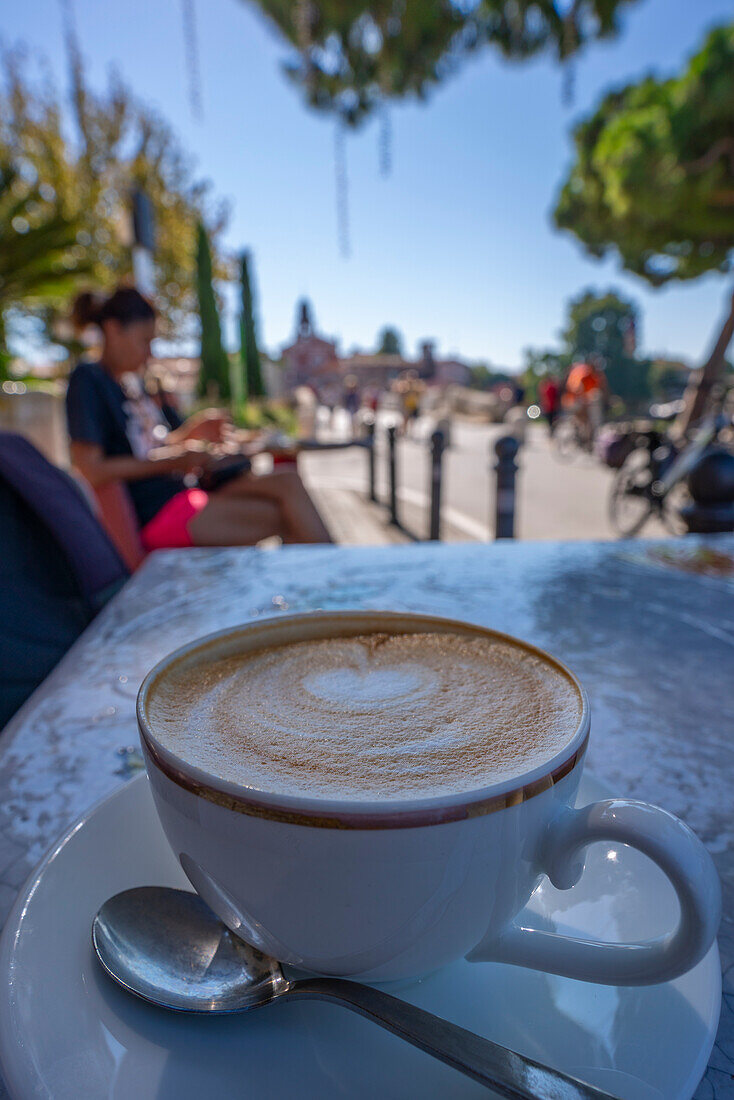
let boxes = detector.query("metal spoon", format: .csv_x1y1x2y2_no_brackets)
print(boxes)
93,887,617,1100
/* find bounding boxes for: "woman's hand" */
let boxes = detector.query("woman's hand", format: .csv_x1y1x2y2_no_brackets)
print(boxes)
70,439,216,487
174,408,231,444
150,441,217,475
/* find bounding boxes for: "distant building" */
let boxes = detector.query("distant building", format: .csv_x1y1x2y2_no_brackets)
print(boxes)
336,353,409,388
434,358,473,386
280,304,473,393
281,302,340,390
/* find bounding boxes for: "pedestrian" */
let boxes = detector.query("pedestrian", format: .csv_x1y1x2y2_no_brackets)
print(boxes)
366,387,380,414
562,357,609,448
343,374,361,435
402,372,423,438
538,374,561,435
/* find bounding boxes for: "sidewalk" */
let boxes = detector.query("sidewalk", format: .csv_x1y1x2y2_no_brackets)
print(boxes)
297,409,407,546
305,476,479,546
306,483,411,546
299,408,484,546
302,458,480,546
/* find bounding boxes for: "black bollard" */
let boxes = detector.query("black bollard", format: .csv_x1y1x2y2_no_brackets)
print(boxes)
365,420,376,503
387,424,399,526
493,435,519,539
428,429,445,541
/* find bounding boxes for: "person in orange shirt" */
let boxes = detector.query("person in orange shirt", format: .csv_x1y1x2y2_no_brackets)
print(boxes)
562,357,608,442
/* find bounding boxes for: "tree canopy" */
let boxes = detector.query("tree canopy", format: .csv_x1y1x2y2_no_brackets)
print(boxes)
562,287,636,359
556,26,734,286
554,24,734,285
522,289,654,407
0,46,229,346
469,362,513,390
562,287,651,403
249,0,641,127
521,347,570,402
0,160,93,374
554,23,734,425
376,325,403,355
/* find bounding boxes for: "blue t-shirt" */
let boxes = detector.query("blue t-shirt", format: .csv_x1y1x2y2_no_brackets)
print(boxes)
66,361,184,527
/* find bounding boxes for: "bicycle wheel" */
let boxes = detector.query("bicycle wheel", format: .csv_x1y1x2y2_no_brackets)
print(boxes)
609,447,655,536
660,481,690,536
552,417,578,462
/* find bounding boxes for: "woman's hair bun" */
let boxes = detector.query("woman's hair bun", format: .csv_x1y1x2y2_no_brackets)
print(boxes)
70,291,105,330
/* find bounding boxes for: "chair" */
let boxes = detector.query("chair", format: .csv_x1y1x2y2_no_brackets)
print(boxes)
0,432,129,728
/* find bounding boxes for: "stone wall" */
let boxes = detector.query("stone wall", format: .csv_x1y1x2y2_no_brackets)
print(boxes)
0,389,69,467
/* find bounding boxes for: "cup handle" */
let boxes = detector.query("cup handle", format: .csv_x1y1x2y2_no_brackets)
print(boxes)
466,799,721,985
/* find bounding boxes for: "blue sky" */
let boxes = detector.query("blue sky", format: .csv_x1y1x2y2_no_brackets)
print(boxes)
3,0,733,368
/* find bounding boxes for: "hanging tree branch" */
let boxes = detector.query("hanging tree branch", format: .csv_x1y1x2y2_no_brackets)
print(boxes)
180,0,204,120
242,0,642,129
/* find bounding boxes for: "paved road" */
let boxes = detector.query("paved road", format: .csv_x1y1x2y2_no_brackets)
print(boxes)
300,411,668,542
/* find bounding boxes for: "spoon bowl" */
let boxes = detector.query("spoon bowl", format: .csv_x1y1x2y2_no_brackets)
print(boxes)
93,887,288,1013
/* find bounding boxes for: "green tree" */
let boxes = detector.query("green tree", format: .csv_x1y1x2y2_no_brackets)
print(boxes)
195,221,230,400
239,251,265,398
562,288,651,404
376,326,403,355
521,347,569,403
0,45,228,345
0,160,93,377
554,24,734,427
250,1,641,127
469,364,493,390
647,359,690,401
469,363,512,390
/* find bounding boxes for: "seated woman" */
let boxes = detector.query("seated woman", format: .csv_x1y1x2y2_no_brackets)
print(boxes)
66,287,331,548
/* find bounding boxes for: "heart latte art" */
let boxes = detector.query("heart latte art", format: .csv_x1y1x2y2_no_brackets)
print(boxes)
149,632,582,801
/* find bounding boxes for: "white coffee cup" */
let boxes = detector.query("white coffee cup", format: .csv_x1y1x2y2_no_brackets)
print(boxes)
137,611,720,984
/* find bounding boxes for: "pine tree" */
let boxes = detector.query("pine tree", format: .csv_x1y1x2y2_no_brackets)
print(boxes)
195,221,230,400
239,251,265,398
554,24,734,428
254,1,641,128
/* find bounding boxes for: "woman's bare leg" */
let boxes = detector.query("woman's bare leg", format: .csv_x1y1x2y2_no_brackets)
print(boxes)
216,468,333,544
188,496,286,546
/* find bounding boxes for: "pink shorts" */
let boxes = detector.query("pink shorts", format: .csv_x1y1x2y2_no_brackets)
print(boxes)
140,488,209,550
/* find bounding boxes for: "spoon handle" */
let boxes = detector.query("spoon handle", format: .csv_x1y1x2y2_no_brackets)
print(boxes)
287,977,618,1099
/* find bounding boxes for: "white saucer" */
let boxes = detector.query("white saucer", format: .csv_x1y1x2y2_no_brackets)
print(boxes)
0,773,720,1100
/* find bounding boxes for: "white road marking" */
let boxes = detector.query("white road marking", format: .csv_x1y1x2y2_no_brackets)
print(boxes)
305,477,488,541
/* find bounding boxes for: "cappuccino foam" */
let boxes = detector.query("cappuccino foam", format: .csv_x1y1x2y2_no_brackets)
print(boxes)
149,632,582,801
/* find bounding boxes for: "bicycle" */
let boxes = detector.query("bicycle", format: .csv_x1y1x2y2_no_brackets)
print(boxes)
608,404,732,537
552,410,595,462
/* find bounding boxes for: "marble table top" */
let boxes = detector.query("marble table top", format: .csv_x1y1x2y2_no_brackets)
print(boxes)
1,537,732,1098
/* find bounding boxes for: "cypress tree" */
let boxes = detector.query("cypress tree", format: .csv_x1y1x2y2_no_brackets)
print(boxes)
230,318,245,408
239,251,265,398
195,220,230,400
